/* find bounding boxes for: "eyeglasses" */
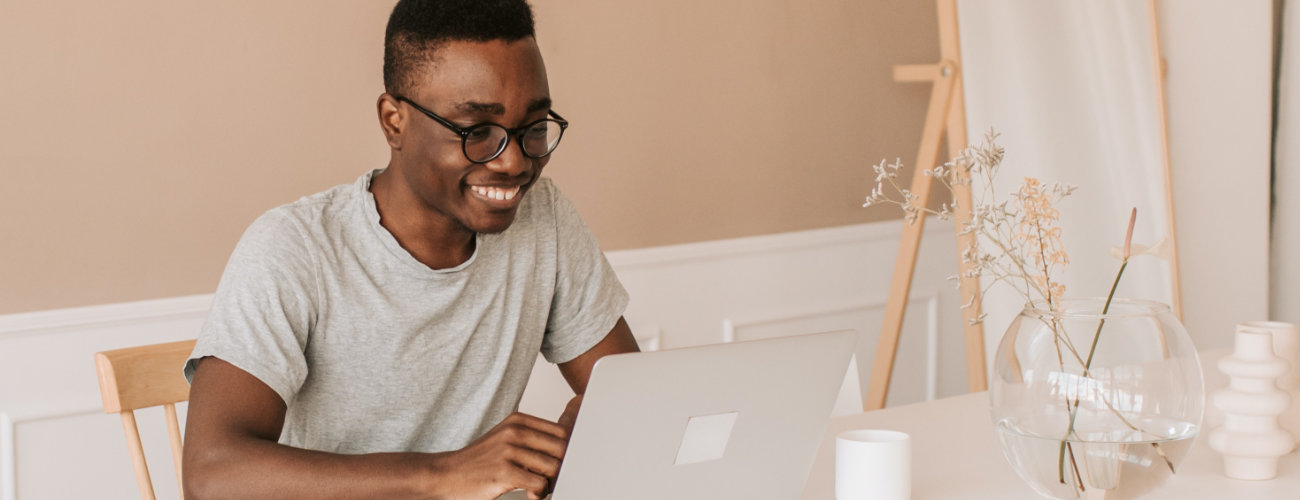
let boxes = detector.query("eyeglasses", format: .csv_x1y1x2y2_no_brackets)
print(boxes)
392,94,569,164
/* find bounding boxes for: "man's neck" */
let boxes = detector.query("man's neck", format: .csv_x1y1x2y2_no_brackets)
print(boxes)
370,168,476,270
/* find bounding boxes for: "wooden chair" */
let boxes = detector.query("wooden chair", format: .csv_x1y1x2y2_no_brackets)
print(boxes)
94,339,197,500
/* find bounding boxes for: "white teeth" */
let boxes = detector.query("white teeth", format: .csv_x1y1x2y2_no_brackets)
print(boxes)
472,185,520,201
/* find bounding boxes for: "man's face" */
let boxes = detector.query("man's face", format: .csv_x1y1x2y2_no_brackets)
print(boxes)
393,38,552,235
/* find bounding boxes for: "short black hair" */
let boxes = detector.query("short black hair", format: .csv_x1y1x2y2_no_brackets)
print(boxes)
383,0,536,96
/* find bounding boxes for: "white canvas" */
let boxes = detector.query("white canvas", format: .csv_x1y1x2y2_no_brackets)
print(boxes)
959,0,1176,352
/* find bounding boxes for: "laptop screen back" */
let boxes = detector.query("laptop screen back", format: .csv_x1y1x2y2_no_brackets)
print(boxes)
550,330,857,500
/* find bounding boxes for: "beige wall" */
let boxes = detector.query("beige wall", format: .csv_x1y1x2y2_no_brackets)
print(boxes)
0,1,935,315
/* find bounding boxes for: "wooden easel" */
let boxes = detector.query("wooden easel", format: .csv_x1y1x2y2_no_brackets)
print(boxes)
864,0,1182,411
864,0,984,411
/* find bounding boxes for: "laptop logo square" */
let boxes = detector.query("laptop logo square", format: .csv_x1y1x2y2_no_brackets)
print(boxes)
673,411,740,465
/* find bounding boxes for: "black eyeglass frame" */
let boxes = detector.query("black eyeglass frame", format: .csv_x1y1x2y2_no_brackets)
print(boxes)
392,94,569,164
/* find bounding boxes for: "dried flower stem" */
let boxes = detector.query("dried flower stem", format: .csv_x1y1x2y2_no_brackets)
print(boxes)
1054,209,1175,486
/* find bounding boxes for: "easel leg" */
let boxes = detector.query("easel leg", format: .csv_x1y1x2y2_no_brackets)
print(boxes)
864,68,956,411
866,0,989,410
946,74,988,393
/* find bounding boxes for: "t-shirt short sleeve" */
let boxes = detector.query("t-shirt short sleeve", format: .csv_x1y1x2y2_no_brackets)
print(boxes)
184,210,317,405
540,182,630,364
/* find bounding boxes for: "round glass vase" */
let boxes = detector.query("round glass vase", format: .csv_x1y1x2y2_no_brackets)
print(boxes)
989,298,1204,499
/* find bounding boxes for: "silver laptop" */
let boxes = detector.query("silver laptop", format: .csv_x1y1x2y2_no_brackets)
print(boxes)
532,329,857,500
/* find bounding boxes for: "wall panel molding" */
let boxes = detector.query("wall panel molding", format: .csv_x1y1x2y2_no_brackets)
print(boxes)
1,403,103,500
721,291,944,404
0,295,212,341
1,412,12,500
606,221,930,269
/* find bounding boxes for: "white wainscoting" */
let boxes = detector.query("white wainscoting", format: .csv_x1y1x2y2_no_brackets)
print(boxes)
0,295,212,500
0,220,963,499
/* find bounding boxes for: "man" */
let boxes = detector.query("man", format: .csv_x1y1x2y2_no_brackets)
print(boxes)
181,1,639,498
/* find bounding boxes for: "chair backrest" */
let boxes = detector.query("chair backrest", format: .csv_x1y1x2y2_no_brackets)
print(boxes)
94,339,196,500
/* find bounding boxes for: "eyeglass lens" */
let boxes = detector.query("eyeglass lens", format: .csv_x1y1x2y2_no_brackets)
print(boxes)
464,120,565,163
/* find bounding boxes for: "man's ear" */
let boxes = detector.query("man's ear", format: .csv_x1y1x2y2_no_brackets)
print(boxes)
377,93,405,150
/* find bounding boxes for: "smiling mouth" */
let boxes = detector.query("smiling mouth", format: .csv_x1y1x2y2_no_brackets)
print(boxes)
469,185,522,202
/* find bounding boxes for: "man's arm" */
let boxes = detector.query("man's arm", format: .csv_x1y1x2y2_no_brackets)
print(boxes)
183,357,567,500
557,316,640,395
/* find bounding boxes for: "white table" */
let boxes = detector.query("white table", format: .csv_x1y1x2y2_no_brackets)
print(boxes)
799,350,1300,499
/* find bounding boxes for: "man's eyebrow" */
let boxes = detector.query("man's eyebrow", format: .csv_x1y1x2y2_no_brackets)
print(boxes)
526,97,553,113
456,101,506,115
453,97,553,116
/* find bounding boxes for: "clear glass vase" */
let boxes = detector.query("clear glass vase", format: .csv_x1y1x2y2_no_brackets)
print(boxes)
990,298,1204,499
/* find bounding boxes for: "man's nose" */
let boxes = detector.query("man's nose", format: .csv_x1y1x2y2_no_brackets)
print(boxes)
484,136,529,176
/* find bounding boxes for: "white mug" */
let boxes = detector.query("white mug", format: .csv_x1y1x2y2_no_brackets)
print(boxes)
835,429,911,500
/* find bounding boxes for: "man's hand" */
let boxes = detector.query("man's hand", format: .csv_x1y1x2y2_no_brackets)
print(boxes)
427,412,569,500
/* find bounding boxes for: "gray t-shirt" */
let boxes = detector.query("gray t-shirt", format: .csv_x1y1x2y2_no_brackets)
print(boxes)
185,170,628,454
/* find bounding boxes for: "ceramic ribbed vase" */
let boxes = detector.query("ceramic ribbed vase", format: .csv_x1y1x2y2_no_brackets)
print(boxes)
1208,325,1294,480
1240,320,1300,445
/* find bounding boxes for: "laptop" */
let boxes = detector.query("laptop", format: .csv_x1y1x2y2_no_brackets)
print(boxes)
506,329,857,500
